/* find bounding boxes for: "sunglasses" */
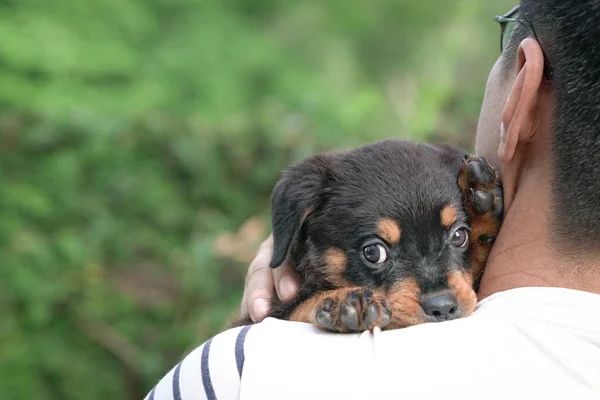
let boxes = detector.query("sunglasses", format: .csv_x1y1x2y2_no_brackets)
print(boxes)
494,5,553,80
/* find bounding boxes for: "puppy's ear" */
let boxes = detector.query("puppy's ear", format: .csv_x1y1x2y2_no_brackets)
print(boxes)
429,143,469,174
269,154,334,268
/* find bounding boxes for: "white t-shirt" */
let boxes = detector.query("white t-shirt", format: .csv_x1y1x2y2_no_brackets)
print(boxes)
145,287,600,400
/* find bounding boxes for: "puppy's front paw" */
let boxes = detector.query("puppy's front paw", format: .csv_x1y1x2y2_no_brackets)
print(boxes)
315,289,391,333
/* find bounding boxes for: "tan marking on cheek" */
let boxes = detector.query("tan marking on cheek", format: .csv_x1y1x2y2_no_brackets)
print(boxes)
323,248,351,287
379,278,424,329
448,270,477,316
440,205,458,228
377,218,401,244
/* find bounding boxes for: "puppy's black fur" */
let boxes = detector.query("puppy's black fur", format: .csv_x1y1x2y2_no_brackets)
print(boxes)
235,139,503,332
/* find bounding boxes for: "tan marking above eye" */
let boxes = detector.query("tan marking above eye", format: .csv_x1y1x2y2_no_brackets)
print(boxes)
377,218,401,244
440,205,458,228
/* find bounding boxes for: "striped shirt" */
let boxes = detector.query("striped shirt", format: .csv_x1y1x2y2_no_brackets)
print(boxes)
145,324,251,400
145,287,600,400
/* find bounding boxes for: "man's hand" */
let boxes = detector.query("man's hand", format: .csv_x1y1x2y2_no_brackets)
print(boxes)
240,235,301,322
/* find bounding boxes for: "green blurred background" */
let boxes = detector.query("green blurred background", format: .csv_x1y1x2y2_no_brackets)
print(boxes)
0,0,515,399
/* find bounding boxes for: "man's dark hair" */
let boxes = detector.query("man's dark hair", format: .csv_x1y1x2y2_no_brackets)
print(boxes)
502,1,600,256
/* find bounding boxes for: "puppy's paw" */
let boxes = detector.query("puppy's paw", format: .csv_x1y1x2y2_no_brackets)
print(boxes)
458,155,504,282
315,289,391,333
459,155,503,218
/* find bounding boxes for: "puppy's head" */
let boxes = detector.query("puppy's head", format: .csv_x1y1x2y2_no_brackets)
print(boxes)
270,139,477,327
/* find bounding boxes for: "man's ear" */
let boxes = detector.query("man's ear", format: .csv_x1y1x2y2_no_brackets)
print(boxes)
269,154,334,268
498,38,545,163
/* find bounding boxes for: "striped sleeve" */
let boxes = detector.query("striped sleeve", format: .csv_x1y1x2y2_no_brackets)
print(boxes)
144,325,253,400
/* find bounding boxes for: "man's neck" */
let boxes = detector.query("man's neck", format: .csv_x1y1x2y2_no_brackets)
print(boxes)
477,171,600,300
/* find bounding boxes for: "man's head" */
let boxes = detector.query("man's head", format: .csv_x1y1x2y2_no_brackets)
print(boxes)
475,1,600,256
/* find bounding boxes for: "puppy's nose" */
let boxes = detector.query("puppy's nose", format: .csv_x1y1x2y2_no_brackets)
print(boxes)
420,292,460,321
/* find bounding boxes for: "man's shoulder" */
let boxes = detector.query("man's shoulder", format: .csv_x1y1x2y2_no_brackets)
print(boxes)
237,288,600,399
147,287,600,400
236,314,503,399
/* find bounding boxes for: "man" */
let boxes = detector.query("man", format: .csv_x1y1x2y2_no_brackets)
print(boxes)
146,2,600,399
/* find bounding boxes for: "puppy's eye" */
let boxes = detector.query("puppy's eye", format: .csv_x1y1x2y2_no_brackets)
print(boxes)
450,228,469,248
363,244,388,264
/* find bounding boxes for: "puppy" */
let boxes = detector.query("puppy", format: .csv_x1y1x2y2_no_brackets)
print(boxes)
236,139,503,332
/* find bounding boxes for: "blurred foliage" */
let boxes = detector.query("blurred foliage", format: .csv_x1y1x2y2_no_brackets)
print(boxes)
0,0,515,399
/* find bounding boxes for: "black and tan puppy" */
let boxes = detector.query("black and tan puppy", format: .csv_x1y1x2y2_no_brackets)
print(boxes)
236,139,503,332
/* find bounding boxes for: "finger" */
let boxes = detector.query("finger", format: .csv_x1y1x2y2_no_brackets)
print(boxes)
242,236,276,323
272,257,300,302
